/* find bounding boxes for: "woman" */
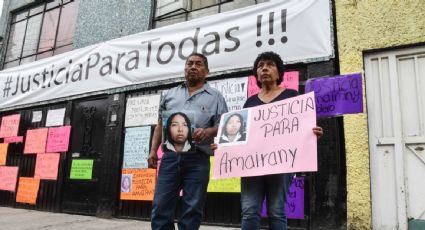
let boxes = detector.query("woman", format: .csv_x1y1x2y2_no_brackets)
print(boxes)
219,112,246,144
240,51,323,230
163,112,195,153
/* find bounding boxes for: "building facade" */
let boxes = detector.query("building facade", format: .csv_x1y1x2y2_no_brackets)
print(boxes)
0,0,347,229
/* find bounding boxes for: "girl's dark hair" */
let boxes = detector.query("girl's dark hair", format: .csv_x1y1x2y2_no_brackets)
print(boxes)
165,112,193,145
222,113,244,137
252,51,285,88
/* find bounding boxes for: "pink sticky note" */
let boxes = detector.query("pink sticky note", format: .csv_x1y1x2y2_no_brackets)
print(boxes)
0,166,19,192
247,71,299,98
24,128,48,154
46,126,71,153
35,153,60,180
0,114,21,138
3,136,24,143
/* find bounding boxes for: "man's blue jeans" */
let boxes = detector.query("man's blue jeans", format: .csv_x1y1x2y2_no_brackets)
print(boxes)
151,152,210,230
241,173,294,230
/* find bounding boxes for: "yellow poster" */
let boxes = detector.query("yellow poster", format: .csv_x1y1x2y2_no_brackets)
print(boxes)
208,156,240,193
120,168,156,201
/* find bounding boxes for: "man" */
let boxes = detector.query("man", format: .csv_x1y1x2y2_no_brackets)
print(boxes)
148,53,228,230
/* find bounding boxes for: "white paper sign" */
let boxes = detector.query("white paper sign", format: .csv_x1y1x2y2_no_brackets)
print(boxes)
32,111,42,123
125,94,161,127
209,77,248,112
0,0,332,110
123,126,151,169
45,108,66,127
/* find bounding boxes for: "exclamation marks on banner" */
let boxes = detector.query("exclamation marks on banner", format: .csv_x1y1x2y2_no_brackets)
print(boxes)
256,9,287,48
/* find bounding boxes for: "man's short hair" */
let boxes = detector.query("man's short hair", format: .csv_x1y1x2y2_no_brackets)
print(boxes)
252,51,285,88
187,53,209,69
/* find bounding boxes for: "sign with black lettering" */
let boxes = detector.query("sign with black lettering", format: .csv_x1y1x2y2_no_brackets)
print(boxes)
0,0,332,110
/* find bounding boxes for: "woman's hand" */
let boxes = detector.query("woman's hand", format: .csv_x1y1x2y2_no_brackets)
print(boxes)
210,143,218,151
147,151,158,169
313,126,324,139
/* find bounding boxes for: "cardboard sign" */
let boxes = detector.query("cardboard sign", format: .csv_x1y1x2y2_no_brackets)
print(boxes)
305,73,363,117
213,92,317,179
70,159,93,180
0,114,20,138
0,166,19,191
207,156,240,193
120,168,156,201
34,153,60,180
209,77,248,112
122,126,151,169
3,136,24,143
16,177,40,205
261,177,304,219
24,128,48,154
45,108,66,127
248,71,299,97
125,94,161,127
46,126,71,153
0,143,8,165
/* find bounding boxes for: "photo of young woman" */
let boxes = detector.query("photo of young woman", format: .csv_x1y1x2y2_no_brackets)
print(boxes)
162,112,195,153
218,109,248,145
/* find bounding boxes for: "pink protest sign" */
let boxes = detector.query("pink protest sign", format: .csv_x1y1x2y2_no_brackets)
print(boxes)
4,136,24,143
0,166,19,191
213,92,317,179
247,71,299,97
24,128,48,154
35,153,60,180
0,114,21,138
46,126,71,153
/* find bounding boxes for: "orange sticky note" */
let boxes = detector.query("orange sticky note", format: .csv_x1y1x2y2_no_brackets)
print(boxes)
35,153,60,180
0,166,19,191
120,168,156,201
0,143,8,165
0,114,20,138
16,177,40,205
24,128,48,154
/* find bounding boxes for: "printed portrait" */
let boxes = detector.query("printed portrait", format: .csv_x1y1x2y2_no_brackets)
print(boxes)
121,174,132,193
218,109,249,146
162,111,196,153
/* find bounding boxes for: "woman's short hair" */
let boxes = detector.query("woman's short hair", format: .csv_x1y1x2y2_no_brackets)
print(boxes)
222,113,244,137
165,112,193,145
252,51,285,88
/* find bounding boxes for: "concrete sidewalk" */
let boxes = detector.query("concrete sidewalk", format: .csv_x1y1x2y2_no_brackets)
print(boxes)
0,207,238,230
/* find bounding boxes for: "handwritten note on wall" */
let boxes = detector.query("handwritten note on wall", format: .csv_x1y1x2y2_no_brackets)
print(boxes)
125,94,161,127
0,166,19,191
3,136,23,143
209,77,248,112
123,126,151,169
35,153,60,180
120,168,156,201
46,126,71,153
24,128,48,154
248,71,299,97
16,177,40,205
0,114,21,138
45,108,66,127
0,143,8,165
305,73,363,117
213,92,317,179
70,159,93,180
207,156,240,193
261,177,304,219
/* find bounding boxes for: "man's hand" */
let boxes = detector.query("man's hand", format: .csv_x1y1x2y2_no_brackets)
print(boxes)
192,128,211,143
313,126,324,139
148,151,158,169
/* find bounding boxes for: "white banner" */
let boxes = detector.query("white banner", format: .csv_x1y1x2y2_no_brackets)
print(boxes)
0,0,332,110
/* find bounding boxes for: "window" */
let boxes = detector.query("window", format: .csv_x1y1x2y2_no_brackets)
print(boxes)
153,0,269,28
3,0,79,69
